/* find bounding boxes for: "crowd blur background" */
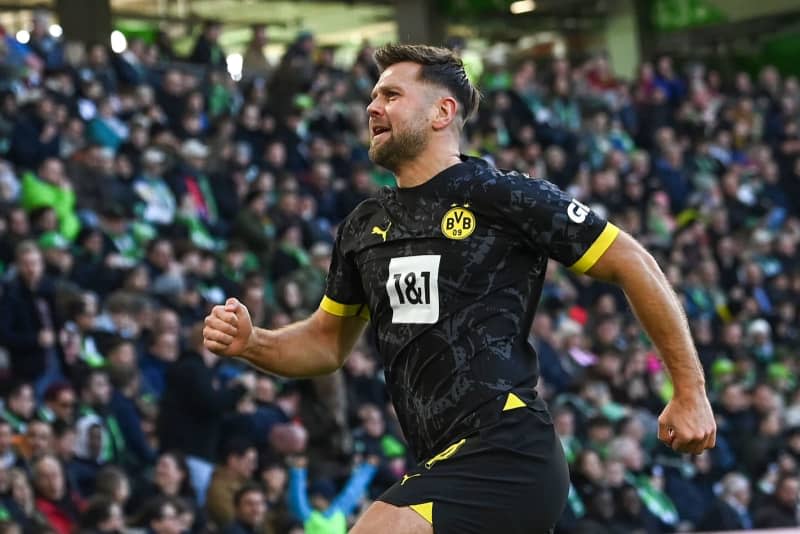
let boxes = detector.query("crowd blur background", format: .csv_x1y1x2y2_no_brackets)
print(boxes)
0,0,799,533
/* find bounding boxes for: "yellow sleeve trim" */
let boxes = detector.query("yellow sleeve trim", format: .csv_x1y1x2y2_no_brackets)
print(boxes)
409,502,433,525
320,296,369,321
569,222,620,274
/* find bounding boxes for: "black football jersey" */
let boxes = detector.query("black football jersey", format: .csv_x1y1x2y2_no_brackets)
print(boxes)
322,156,619,461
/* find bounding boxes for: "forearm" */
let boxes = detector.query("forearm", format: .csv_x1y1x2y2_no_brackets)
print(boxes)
242,315,344,378
616,251,705,395
288,467,312,521
332,463,378,516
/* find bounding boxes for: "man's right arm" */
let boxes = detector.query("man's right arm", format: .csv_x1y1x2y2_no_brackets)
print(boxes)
203,298,366,378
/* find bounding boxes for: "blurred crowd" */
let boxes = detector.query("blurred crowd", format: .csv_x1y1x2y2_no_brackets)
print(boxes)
0,9,799,534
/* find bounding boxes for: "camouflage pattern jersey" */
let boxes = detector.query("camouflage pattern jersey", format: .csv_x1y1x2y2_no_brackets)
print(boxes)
322,155,619,461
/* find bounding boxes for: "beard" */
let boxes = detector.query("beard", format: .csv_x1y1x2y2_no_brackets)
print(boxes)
368,122,428,173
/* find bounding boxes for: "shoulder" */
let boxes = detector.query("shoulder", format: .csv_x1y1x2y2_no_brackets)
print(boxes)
174,354,204,373
220,524,248,534
459,156,536,188
344,196,383,221
1,279,23,299
337,196,383,238
464,159,558,208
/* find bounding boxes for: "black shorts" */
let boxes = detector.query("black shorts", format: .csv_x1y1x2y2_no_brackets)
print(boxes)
378,391,569,534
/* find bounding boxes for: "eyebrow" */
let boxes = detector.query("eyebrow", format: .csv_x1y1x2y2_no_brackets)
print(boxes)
370,84,403,100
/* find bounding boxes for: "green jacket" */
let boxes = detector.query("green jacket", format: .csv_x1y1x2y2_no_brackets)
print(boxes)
21,172,80,240
304,510,347,534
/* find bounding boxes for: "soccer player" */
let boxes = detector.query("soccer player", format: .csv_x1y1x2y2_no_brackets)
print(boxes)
203,44,716,534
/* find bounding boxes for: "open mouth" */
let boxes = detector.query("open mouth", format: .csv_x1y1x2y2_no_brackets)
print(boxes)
371,125,390,140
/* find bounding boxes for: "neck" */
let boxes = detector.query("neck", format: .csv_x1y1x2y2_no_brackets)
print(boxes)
393,140,461,188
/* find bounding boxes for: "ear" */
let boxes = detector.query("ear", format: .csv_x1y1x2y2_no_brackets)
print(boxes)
431,96,459,131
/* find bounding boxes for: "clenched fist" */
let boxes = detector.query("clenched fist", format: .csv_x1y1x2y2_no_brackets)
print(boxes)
203,298,254,357
658,390,717,455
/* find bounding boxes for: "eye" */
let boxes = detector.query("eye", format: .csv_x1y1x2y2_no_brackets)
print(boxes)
386,92,399,101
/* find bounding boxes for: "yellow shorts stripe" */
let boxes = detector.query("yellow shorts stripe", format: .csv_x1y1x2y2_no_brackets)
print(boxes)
569,222,620,274
409,502,433,525
424,438,467,470
502,392,526,411
320,296,367,319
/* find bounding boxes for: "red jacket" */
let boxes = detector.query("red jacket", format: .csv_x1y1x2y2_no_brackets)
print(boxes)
35,496,78,534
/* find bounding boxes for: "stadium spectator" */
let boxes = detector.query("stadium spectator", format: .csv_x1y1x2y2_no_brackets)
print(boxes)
78,495,125,534
157,324,253,505
205,437,258,529
31,454,80,534
137,496,183,534
107,359,157,469
26,11,63,70
753,474,800,529
0,382,35,435
287,454,377,534
189,20,226,70
0,242,60,394
3,466,47,532
127,451,197,519
8,95,61,169
92,465,131,511
0,419,18,469
698,472,753,531
258,457,292,533
242,25,272,83
20,158,79,240
220,483,274,534
21,419,54,466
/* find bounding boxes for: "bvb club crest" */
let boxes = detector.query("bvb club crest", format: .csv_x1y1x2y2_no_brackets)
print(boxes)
441,204,476,240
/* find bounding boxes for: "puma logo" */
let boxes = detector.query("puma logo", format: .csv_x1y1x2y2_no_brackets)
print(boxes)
401,473,421,486
371,222,392,242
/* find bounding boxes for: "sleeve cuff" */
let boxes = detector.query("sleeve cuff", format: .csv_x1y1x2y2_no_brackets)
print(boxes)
569,222,620,274
320,296,369,321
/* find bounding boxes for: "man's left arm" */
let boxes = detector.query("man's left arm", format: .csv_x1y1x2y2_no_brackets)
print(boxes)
584,229,716,454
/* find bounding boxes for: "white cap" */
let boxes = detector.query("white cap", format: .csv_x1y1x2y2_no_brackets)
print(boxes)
181,138,208,159
748,318,771,338
142,147,165,165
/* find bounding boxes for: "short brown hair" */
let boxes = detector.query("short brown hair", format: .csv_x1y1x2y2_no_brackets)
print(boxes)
14,240,40,261
373,43,480,122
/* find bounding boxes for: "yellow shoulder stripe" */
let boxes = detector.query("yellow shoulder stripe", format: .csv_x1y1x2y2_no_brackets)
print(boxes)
409,502,433,525
320,296,368,321
569,222,620,274
502,392,526,411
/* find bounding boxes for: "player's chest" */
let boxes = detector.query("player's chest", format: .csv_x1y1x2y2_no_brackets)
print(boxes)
350,203,516,323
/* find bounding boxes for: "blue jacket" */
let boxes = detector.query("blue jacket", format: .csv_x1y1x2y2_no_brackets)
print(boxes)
288,463,377,524
109,389,156,466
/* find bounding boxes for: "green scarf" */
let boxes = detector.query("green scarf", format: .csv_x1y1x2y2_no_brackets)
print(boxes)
79,405,126,463
627,472,679,525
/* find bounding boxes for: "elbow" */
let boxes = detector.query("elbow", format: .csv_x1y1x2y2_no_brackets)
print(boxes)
631,246,661,274
585,230,656,286
290,358,342,378
612,243,661,288
313,329,347,376
278,343,343,380
323,350,348,375
308,312,351,375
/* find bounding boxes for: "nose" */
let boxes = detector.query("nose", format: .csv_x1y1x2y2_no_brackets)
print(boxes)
366,98,382,118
